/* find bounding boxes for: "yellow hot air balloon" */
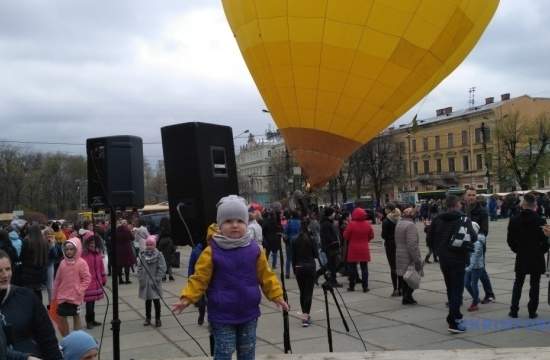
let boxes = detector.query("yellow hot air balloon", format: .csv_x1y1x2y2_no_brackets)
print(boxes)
222,0,499,188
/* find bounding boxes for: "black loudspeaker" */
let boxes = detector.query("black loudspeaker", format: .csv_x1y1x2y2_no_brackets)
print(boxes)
87,135,145,209
161,122,239,246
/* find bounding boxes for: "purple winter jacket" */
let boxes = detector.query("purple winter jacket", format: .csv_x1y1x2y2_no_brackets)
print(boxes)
207,241,262,324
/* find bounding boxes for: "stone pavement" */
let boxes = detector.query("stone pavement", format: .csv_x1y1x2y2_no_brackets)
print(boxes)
81,219,550,359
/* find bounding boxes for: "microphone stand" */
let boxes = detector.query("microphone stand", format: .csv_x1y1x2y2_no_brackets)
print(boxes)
278,234,292,353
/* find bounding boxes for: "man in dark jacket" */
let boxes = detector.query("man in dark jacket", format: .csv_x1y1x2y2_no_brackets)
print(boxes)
464,189,496,304
320,208,342,287
507,193,549,319
429,195,477,333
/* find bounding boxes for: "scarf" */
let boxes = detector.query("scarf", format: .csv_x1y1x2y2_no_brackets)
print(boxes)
142,249,159,263
212,231,252,250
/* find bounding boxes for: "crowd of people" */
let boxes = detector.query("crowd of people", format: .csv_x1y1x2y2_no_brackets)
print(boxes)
1,188,550,359
0,214,176,359
176,186,550,356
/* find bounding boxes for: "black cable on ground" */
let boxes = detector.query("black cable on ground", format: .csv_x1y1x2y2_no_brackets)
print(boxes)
97,267,110,360
136,251,209,356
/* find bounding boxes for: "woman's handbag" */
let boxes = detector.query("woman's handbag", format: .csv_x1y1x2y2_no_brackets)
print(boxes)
403,265,422,289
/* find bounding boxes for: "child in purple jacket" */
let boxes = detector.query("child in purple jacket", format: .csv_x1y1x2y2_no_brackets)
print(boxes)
173,195,289,359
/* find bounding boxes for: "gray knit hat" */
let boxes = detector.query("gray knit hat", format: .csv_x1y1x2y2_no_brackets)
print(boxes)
216,195,249,225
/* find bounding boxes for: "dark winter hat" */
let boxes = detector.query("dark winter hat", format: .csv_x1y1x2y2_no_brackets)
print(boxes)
324,207,335,218
216,195,249,225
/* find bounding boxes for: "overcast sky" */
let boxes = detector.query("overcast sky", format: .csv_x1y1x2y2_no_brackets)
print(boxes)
1,0,549,162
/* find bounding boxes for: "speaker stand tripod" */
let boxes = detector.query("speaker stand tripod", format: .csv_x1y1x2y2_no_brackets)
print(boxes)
109,208,121,360
322,279,349,352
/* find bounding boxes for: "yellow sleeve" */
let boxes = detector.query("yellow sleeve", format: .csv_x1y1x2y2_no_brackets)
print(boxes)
257,248,284,301
180,246,213,303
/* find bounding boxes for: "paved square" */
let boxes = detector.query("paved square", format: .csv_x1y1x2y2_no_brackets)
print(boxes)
82,219,550,359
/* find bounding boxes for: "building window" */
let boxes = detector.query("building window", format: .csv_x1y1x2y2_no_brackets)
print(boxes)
475,127,492,144
448,133,454,148
267,150,271,157
436,159,442,174
413,161,418,176
463,155,469,172
462,130,468,146
448,158,455,172
423,137,428,151
435,136,440,149
476,154,483,170
399,142,405,155
412,139,417,152
423,160,430,174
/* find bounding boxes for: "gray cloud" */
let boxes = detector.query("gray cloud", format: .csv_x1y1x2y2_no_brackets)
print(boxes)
1,0,548,161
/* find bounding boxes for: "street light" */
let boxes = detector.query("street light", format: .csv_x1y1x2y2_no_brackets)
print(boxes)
481,121,491,193
233,129,250,139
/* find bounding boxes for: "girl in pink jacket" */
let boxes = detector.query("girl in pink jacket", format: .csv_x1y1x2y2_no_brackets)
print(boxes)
81,232,106,330
53,237,91,336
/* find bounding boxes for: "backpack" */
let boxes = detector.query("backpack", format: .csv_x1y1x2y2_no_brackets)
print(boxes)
448,216,474,252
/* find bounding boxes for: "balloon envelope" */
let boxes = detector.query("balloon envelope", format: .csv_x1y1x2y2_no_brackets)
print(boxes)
222,0,499,187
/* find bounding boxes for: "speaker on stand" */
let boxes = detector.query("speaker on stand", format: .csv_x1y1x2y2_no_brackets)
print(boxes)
161,122,239,246
86,135,144,360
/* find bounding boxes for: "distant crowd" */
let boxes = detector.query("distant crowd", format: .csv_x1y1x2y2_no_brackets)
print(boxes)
1,188,550,359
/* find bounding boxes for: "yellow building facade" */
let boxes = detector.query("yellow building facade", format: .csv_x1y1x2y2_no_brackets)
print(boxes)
388,94,550,193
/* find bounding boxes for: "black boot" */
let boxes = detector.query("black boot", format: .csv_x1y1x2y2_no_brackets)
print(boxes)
143,318,151,326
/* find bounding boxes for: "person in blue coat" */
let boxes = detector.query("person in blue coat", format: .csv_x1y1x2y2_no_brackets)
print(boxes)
284,211,301,279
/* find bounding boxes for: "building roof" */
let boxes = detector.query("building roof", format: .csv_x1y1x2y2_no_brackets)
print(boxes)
387,94,550,134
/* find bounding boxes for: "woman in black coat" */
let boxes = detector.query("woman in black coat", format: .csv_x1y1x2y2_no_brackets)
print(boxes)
0,249,62,359
157,217,176,281
262,211,282,269
19,224,49,302
381,204,401,297
292,225,318,327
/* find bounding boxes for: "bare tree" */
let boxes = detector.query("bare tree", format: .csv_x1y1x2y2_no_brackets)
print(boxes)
496,111,550,190
267,148,290,200
336,166,351,203
0,146,85,216
348,149,368,199
361,135,404,205
148,160,167,203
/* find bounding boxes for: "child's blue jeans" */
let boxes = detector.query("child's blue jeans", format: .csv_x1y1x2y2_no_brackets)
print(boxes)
465,268,482,305
211,319,257,360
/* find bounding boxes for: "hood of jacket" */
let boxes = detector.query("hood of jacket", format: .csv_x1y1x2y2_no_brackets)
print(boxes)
386,208,401,223
64,237,83,262
351,208,366,221
438,210,464,222
8,231,20,243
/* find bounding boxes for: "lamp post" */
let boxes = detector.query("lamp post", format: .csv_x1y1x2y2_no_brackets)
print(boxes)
406,131,413,191
481,121,492,193
234,129,250,139
249,175,255,202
